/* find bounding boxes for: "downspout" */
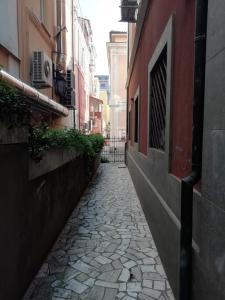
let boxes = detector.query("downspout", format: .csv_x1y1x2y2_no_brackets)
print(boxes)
56,0,62,55
179,1,208,300
125,23,129,165
78,29,81,130
72,0,76,129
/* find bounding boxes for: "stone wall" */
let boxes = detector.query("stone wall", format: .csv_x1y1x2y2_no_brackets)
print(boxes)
191,1,225,299
0,127,100,300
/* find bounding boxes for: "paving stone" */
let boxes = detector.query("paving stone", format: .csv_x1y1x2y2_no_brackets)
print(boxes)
98,269,121,282
155,265,166,277
110,253,121,260
53,288,72,298
22,165,174,300
103,288,118,300
127,282,142,292
125,253,139,261
95,280,120,289
153,280,166,291
66,279,88,294
143,280,153,288
112,259,123,270
84,278,95,287
81,256,93,264
143,272,163,280
143,258,155,265
120,256,129,263
89,259,102,269
63,267,81,281
118,268,130,282
105,243,119,252
70,260,93,274
122,296,136,300
138,293,155,300
128,292,138,298
89,270,100,278
141,265,155,273
95,255,112,265
87,286,105,300
119,283,127,291
76,273,89,282
142,288,161,299
117,292,126,299
145,250,158,258
131,265,142,281
123,260,137,269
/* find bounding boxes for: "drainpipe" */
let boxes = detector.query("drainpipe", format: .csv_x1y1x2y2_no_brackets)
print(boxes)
77,29,81,130
56,0,62,55
125,23,130,165
179,1,208,300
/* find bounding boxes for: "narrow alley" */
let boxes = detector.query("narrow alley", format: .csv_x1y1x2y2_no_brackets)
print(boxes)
23,164,174,300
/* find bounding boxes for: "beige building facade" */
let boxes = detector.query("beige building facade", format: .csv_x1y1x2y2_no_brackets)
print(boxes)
0,1,58,95
94,75,110,137
0,0,76,125
107,31,127,139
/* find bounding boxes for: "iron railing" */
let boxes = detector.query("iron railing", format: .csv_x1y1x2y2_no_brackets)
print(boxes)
101,137,125,163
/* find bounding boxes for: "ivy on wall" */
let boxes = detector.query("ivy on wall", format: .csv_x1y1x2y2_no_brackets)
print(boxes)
0,79,30,128
0,78,104,163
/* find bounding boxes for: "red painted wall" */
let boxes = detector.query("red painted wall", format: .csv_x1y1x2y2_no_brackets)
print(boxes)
128,0,195,178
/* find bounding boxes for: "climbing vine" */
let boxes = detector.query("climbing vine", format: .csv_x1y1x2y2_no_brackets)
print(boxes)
0,78,104,163
0,79,30,128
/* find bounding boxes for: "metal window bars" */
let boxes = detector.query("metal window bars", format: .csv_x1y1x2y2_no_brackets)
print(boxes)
149,46,167,151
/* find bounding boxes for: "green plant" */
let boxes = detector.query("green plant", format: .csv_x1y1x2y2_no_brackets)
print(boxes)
87,134,104,154
29,126,104,162
0,78,104,166
0,79,30,128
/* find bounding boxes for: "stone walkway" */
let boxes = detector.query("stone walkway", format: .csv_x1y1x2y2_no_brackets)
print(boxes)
23,164,174,300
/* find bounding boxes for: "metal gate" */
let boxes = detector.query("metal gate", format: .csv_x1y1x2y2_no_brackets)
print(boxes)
101,137,125,163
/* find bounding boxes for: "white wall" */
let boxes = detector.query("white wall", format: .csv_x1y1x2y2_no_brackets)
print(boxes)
0,0,19,57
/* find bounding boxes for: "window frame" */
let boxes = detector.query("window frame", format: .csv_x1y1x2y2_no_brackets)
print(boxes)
147,16,174,171
128,108,131,141
40,0,47,25
134,86,140,150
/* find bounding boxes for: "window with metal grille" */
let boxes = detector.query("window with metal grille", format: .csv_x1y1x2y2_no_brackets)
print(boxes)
128,111,131,140
149,46,167,150
134,96,139,143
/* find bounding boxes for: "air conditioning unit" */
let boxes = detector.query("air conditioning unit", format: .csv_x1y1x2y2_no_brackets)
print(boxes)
32,51,53,88
60,70,75,106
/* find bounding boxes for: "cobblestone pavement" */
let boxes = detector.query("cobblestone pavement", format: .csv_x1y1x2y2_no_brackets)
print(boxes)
23,164,174,300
